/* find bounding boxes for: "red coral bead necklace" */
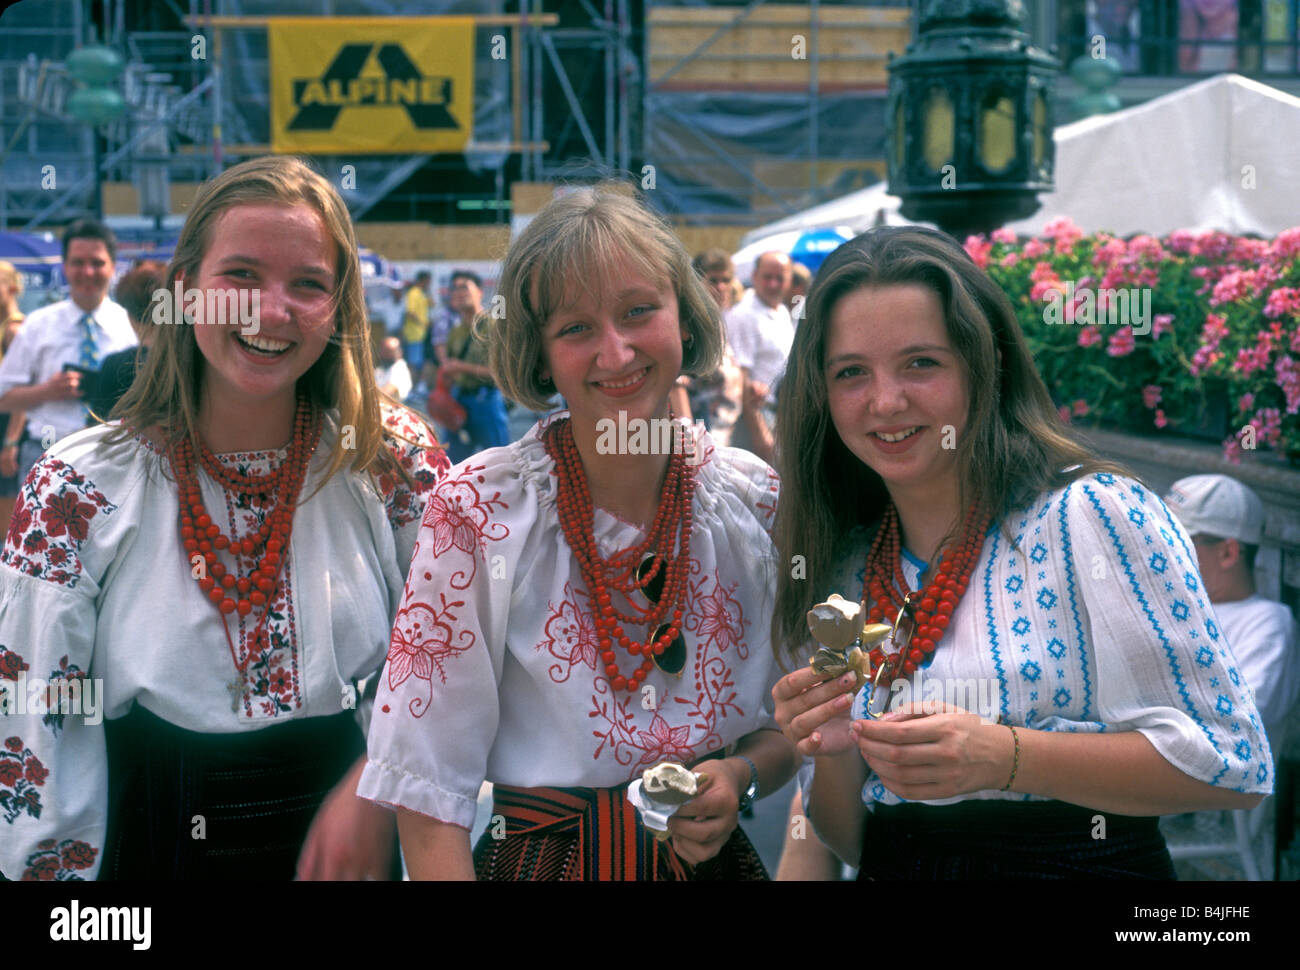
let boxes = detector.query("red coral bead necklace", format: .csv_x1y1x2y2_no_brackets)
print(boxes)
544,416,696,694
173,396,320,702
860,501,991,687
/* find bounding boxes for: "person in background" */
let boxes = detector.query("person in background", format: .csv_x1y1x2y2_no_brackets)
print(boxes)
401,270,433,376
375,335,414,402
1165,474,1299,752
437,271,510,464
725,251,792,465
677,250,743,446
0,260,26,528
0,219,136,489
785,262,811,320
87,259,166,421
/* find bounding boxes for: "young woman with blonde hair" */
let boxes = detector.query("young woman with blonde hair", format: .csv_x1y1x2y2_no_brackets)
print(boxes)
0,156,447,880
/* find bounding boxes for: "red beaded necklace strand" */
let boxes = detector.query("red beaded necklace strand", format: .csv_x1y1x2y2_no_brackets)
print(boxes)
860,502,992,686
173,397,321,691
543,416,696,694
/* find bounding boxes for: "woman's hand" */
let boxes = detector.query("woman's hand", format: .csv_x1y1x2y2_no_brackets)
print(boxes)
851,703,1013,802
772,667,861,757
0,445,17,478
296,756,397,880
667,760,744,866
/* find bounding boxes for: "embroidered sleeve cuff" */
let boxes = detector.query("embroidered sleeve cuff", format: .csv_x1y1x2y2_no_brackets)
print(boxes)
357,757,478,831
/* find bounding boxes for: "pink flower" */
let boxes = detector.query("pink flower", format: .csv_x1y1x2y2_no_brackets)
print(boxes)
1072,399,1090,417
1153,313,1174,338
1000,251,1020,268
964,236,992,268
1141,385,1163,409
1127,235,1166,261
1276,356,1300,414
1264,287,1300,319
1077,326,1103,348
1210,270,1251,306
991,227,1017,244
1023,238,1048,259
1222,436,1244,464
1043,217,1083,245
1168,229,1197,253
1106,327,1136,357
1270,227,1300,263
1154,409,1168,429
1238,392,1256,414
1057,405,1071,424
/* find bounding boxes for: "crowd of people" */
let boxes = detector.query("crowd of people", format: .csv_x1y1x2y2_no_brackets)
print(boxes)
0,155,1293,882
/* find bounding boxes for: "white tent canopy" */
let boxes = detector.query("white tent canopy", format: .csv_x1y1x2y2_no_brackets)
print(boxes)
733,74,1300,276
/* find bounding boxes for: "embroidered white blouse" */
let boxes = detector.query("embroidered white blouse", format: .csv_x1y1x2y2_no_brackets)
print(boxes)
818,472,1274,810
359,414,783,831
0,406,447,881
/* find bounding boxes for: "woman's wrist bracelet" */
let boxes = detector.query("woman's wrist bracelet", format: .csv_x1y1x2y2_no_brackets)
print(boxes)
1001,724,1021,791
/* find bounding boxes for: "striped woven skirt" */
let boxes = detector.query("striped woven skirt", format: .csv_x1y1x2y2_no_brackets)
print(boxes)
101,705,371,880
857,799,1177,880
473,784,769,881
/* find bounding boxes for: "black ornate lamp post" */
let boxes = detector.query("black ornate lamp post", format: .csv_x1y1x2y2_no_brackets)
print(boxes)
886,0,1059,239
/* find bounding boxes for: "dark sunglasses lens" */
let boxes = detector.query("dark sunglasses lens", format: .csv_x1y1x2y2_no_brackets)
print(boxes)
636,555,667,604
652,625,687,677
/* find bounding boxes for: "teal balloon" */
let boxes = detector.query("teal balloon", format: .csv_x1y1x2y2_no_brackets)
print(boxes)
66,45,125,86
68,87,126,124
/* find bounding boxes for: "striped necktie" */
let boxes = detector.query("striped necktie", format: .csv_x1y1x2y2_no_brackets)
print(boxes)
79,313,99,421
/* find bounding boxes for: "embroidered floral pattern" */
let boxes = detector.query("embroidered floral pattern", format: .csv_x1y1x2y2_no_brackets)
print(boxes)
538,582,601,683
420,463,510,589
387,593,475,717
756,467,779,535
0,645,29,682
41,656,87,736
588,561,748,775
20,838,97,881
2,459,115,588
217,451,303,720
1,736,45,824
378,406,450,529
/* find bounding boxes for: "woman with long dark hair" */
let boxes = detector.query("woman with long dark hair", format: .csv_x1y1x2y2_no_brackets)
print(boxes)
770,226,1269,879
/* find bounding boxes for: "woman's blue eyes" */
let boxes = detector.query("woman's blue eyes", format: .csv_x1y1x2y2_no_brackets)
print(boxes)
220,269,327,290
555,305,656,336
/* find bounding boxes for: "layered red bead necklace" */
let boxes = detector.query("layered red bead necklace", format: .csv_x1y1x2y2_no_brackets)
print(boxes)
543,416,696,694
173,396,320,703
860,502,991,686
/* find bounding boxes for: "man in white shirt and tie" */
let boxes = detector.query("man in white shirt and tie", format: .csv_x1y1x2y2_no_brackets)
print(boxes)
0,220,137,487
724,250,793,464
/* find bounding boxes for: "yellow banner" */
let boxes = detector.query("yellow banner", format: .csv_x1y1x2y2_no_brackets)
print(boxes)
269,17,474,154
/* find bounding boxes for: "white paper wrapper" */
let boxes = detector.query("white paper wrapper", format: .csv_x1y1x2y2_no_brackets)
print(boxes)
626,779,686,839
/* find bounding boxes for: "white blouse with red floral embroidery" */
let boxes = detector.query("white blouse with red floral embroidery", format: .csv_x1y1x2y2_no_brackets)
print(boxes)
0,405,448,881
359,413,783,831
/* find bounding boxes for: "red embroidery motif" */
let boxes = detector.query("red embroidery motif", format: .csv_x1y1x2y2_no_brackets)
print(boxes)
756,467,779,534
379,406,450,529
20,837,98,881
387,593,475,717
2,458,115,588
538,582,600,683
1,736,45,825
419,463,509,589
0,645,29,681
587,562,750,775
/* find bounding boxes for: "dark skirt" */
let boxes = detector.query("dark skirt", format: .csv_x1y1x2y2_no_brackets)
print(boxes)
101,705,366,880
857,799,1177,880
474,783,769,881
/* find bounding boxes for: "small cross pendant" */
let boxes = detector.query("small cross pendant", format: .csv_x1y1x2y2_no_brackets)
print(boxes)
227,676,245,713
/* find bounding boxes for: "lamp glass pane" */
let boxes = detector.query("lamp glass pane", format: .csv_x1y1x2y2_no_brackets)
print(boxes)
922,90,954,174
979,94,1015,172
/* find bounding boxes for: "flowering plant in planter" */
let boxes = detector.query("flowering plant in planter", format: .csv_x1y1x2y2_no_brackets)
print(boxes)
967,219,1300,466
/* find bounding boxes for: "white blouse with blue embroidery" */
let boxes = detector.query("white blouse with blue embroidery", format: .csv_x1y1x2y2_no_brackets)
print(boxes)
827,471,1273,809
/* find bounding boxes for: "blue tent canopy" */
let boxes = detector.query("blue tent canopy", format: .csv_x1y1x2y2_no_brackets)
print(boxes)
0,231,65,289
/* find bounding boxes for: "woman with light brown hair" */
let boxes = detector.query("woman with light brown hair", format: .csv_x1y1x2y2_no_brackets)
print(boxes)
0,156,449,881
360,184,795,880
0,260,26,527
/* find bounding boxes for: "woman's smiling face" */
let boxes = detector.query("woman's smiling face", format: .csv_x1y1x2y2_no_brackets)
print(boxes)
823,283,969,498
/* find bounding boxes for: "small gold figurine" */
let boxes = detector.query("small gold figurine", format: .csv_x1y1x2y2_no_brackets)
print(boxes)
806,592,914,717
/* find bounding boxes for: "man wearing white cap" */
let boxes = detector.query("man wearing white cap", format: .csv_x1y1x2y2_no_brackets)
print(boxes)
1165,474,1299,752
